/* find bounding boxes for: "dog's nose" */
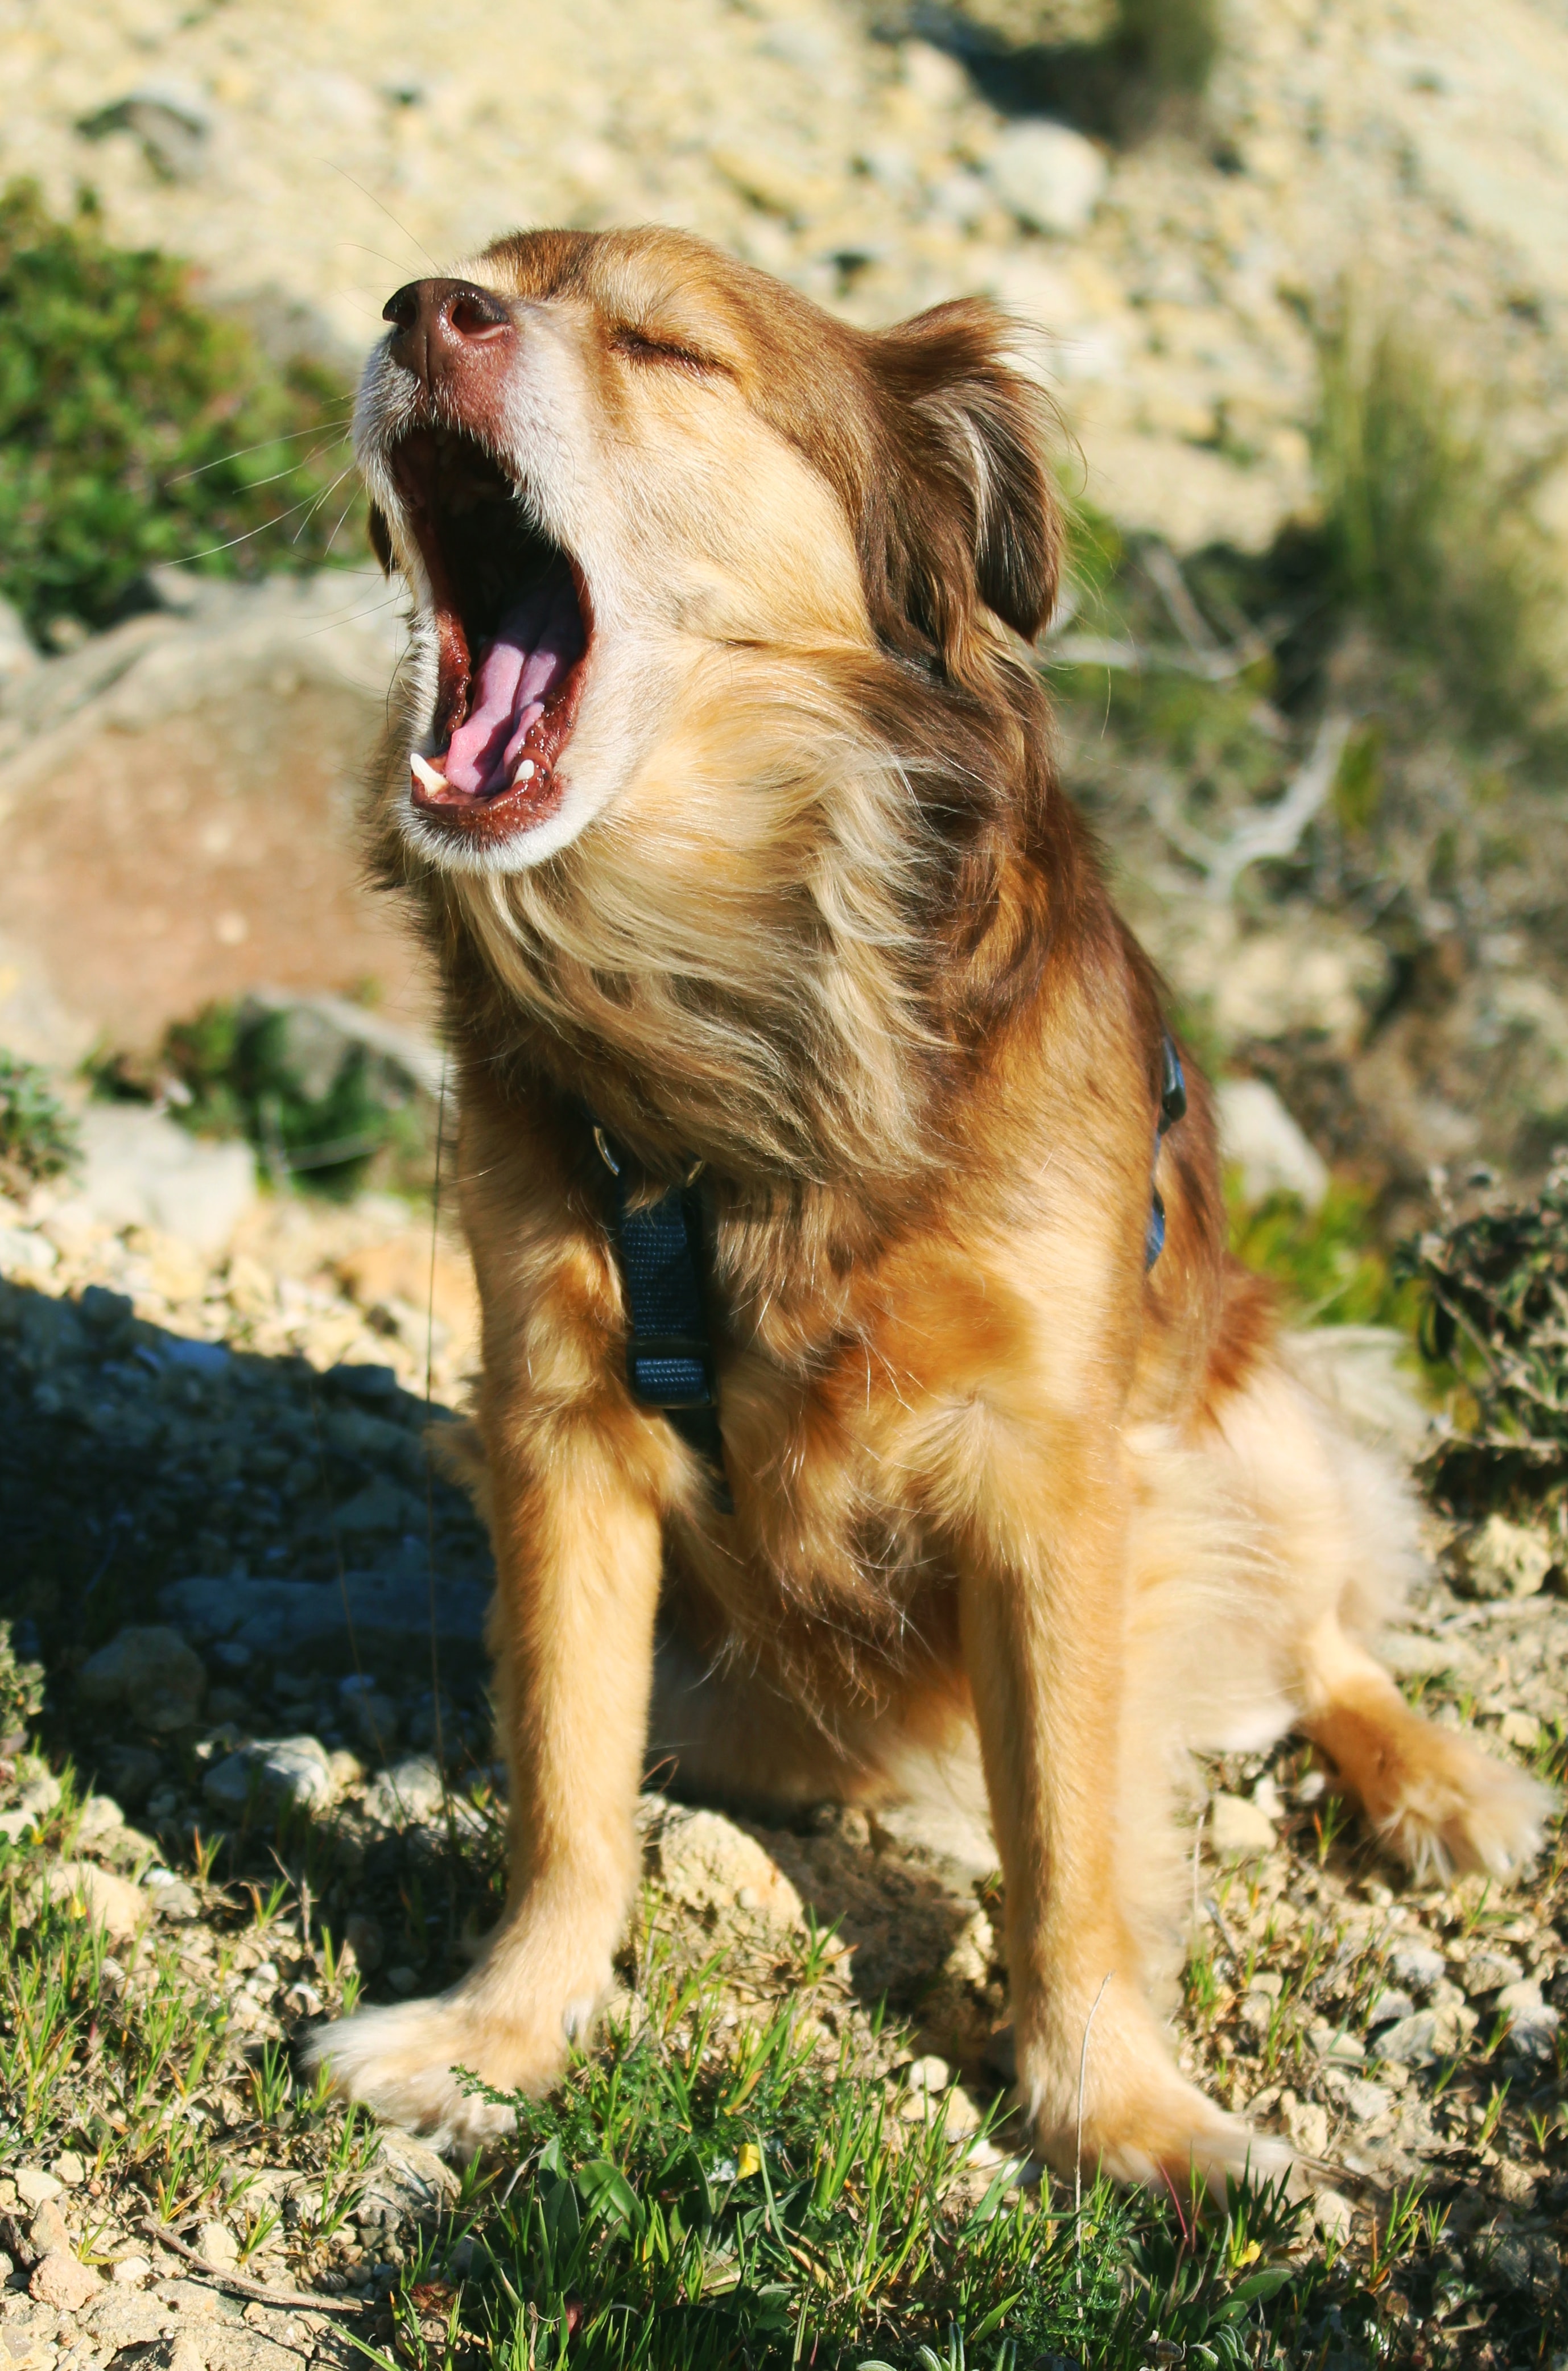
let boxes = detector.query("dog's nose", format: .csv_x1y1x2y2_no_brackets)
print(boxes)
382,278,513,390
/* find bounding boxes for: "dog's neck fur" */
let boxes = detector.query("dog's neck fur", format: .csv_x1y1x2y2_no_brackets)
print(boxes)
386,641,1107,1233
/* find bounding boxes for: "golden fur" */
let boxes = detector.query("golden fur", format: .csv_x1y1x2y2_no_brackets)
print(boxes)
305,229,1551,2183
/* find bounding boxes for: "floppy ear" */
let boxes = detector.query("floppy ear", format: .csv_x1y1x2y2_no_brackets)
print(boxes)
864,300,1062,686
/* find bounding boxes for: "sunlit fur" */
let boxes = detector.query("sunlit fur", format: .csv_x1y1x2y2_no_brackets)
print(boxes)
307,228,1552,2180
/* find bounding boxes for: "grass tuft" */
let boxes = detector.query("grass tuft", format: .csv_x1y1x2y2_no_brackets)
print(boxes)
0,1046,80,1195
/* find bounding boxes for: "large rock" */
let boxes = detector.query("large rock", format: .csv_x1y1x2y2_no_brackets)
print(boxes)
160,1569,489,1661
1216,1078,1329,1209
69,1104,255,1253
77,1624,207,1733
655,1806,805,1930
984,119,1108,236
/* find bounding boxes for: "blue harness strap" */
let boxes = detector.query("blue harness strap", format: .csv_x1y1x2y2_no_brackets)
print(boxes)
591,1124,732,1507
1144,1031,1188,1269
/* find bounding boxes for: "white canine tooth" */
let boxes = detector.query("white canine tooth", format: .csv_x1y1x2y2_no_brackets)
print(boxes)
410,751,448,794
517,760,537,781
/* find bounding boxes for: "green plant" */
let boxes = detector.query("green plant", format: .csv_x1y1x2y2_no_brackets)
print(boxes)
1314,297,1563,749
1229,1175,1415,1329
1398,1155,1568,1514
0,179,358,641
0,1051,79,1195
0,1619,47,1745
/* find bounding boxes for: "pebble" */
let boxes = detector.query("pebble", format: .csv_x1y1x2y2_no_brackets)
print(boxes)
195,2221,239,2270
48,2157,84,2190
28,2202,70,2257
77,1626,208,1735
1455,1514,1554,1600
110,2255,152,2285
15,2171,64,2208
1313,2191,1355,2246
42,1861,151,1943
1206,1793,1276,1859
28,2250,101,2311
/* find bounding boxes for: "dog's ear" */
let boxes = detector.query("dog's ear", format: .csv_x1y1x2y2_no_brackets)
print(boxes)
367,502,394,576
863,300,1061,686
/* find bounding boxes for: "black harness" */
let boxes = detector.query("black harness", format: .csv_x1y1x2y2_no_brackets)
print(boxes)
593,1029,1186,1500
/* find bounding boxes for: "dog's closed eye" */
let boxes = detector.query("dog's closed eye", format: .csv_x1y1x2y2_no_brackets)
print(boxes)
610,324,724,376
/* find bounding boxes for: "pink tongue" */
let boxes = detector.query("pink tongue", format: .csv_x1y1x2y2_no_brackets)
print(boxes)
443,572,585,797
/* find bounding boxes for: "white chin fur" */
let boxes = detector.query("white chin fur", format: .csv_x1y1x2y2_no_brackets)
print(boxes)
399,770,605,875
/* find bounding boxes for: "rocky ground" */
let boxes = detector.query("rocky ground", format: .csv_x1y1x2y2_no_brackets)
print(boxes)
2,1144,1566,2365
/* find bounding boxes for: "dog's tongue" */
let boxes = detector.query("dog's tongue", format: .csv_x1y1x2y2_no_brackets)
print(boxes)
443,571,585,797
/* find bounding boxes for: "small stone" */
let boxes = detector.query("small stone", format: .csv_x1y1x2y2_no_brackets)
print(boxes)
28,2201,70,2257
1216,1078,1329,1208
15,2168,64,2207
1285,2098,1328,2156
1499,1710,1542,1750
1462,1949,1524,1997
361,1754,446,1828
110,2254,152,2285
49,2154,84,2189
1367,1988,1416,2030
1455,1514,1554,1601
1389,1941,1445,1995
1342,2079,1392,2122
73,1795,125,1845
1314,2190,1355,2246
29,2249,101,2310
42,1860,150,1943
1373,2011,1438,2066
77,1626,207,1734
984,119,1108,236
195,2220,238,2270
18,1772,61,1817
204,1735,334,1816
1207,1793,1276,1859
144,1871,200,1920
656,1807,805,1930
1309,2022,1365,2064
168,2337,208,2371
386,1965,420,1995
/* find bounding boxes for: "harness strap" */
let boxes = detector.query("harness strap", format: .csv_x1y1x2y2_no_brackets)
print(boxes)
591,1125,732,1508
1144,1030,1187,1270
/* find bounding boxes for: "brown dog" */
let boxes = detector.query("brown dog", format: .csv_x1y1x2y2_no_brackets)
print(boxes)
306,228,1549,2182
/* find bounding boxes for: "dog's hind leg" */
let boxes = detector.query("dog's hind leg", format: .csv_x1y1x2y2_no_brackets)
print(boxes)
1201,1345,1553,1881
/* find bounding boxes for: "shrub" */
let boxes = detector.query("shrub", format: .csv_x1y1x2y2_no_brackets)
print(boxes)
1398,1157,1568,1518
0,1050,79,1196
0,179,358,642
1313,300,1563,750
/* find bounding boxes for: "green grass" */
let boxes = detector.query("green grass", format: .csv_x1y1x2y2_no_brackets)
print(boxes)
1313,298,1563,753
0,179,358,642
1228,1176,1418,1330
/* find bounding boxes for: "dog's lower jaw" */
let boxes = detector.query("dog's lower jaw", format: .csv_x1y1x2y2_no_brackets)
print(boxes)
1018,1981,1290,2195
302,1945,612,2155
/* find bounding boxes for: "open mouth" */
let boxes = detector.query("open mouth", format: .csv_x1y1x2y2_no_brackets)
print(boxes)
389,427,591,839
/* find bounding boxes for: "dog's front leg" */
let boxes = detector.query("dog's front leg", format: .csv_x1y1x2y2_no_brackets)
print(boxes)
306,1402,665,2150
954,1420,1270,2189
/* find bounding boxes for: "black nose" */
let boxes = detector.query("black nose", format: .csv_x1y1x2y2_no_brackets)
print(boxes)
382,277,513,390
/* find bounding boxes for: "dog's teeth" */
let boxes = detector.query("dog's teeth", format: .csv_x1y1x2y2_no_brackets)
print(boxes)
410,752,448,794
516,760,537,782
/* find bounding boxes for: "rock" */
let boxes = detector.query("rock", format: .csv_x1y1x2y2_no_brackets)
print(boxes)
1495,1980,1559,2060
27,2202,69,2257
1284,2098,1328,2156
1206,1793,1276,1859
1373,2010,1439,2066
42,1859,150,1941
100,1745,162,1811
1210,923,1391,1054
1390,1942,1446,1996
1313,2190,1355,2245
1341,2079,1391,2122
372,2128,461,2217
14,2169,64,2208
195,2220,239,2269
1455,1514,1554,1601
0,1225,58,1277
30,2249,101,2310
144,1869,201,1919
655,1806,805,1930
1499,1709,1542,1750
50,2154,84,2188
159,1569,489,1660
18,1771,61,1817
71,1103,256,1254
78,1625,207,1734
361,1755,447,1828
1366,1989,1416,2030
1461,1949,1524,1997
204,1735,335,1817
73,1795,126,1845
1216,1078,1330,1209
984,120,1108,236
110,2254,151,2284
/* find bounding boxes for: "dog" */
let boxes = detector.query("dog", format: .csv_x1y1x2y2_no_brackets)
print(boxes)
305,227,1550,2183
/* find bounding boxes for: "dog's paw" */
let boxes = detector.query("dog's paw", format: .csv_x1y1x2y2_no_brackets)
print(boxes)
1369,1728,1555,1883
300,1995,565,2154
1021,1992,1290,2197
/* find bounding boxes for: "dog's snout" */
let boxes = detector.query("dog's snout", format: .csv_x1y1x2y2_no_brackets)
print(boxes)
383,277,514,392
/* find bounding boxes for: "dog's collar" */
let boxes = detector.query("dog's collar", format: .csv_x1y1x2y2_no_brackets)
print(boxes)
589,1030,1185,1500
